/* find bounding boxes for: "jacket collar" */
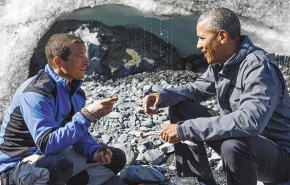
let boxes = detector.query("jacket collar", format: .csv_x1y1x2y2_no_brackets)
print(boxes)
44,64,83,95
224,35,255,67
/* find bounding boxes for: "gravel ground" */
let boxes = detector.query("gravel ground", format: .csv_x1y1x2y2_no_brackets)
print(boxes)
83,70,227,184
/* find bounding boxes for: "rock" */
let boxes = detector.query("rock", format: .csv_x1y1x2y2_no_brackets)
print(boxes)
101,134,112,144
183,54,207,71
215,160,223,172
209,151,222,167
137,144,148,154
120,165,165,184
159,143,174,154
144,148,165,165
108,112,122,119
141,120,154,128
118,134,129,143
134,107,144,114
30,20,185,80
114,143,137,167
169,165,176,171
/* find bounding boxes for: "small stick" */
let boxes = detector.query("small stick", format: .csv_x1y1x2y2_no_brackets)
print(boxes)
135,131,197,146
135,131,160,138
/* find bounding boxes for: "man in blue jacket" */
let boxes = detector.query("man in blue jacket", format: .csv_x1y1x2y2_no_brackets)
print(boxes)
143,8,290,185
0,34,126,184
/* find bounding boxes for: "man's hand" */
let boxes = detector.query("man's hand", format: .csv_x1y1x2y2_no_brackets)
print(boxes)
86,97,118,119
93,146,113,164
160,123,180,144
142,93,161,117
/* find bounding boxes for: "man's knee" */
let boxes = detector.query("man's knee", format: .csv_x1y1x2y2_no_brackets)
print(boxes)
169,101,193,116
105,147,126,174
112,147,127,167
35,154,73,184
220,138,253,164
169,101,198,122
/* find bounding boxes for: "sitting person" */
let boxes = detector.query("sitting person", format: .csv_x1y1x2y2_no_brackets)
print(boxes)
0,33,127,185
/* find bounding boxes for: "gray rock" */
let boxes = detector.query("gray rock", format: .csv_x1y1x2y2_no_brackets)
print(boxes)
160,80,170,89
139,126,152,132
118,134,129,143
137,144,148,153
90,130,102,138
141,121,154,128
169,165,176,171
152,84,162,92
159,143,175,154
120,165,165,184
144,149,165,165
101,134,112,144
108,112,122,119
129,115,137,123
114,144,137,167
136,153,145,162
215,160,223,172
153,139,163,146
134,107,144,114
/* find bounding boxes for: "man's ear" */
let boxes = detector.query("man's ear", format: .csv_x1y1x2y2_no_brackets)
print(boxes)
53,56,61,66
218,30,228,44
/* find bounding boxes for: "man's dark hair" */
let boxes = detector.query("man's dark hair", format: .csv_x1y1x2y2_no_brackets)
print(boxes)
45,34,84,69
198,8,241,39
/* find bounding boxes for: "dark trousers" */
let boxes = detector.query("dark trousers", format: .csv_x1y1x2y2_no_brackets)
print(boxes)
170,101,290,185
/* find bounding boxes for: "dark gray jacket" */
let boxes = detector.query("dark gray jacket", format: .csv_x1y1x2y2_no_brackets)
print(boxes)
158,36,290,153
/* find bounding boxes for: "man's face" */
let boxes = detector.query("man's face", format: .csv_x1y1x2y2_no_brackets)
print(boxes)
58,43,89,82
196,21,224,65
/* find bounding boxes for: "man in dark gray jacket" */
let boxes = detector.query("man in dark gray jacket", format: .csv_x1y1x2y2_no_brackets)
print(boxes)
143,8,290,185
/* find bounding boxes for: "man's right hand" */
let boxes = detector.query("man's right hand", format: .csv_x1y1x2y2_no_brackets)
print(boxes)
86,97,118,119
142,93,161,117
93,147,113,164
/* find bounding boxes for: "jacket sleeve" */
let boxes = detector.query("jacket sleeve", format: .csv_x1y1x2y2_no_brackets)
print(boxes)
20,92,92,155
73,132,101,162
176,60,283,142
157,66,216,108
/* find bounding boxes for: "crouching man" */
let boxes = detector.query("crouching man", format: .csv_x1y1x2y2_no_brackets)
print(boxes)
143,8,290,185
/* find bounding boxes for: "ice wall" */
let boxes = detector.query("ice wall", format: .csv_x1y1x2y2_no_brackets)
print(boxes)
0,0,289,120
57,4,290,57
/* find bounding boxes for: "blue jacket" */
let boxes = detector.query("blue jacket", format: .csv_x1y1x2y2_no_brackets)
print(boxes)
158,36,290,153
0,65,100,173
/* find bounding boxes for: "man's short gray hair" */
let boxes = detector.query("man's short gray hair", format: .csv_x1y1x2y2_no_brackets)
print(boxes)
198,8,241,39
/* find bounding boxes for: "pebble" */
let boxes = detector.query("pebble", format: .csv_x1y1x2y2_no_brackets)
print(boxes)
108,112,122,119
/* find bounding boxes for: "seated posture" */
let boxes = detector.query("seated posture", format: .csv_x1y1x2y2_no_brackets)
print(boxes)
143,8,290,185
0,34,126,185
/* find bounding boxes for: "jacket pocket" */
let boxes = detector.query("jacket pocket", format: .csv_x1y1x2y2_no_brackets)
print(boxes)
228,85,242,111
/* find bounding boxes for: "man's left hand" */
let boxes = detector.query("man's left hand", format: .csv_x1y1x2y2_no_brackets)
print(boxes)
160,123,180,144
